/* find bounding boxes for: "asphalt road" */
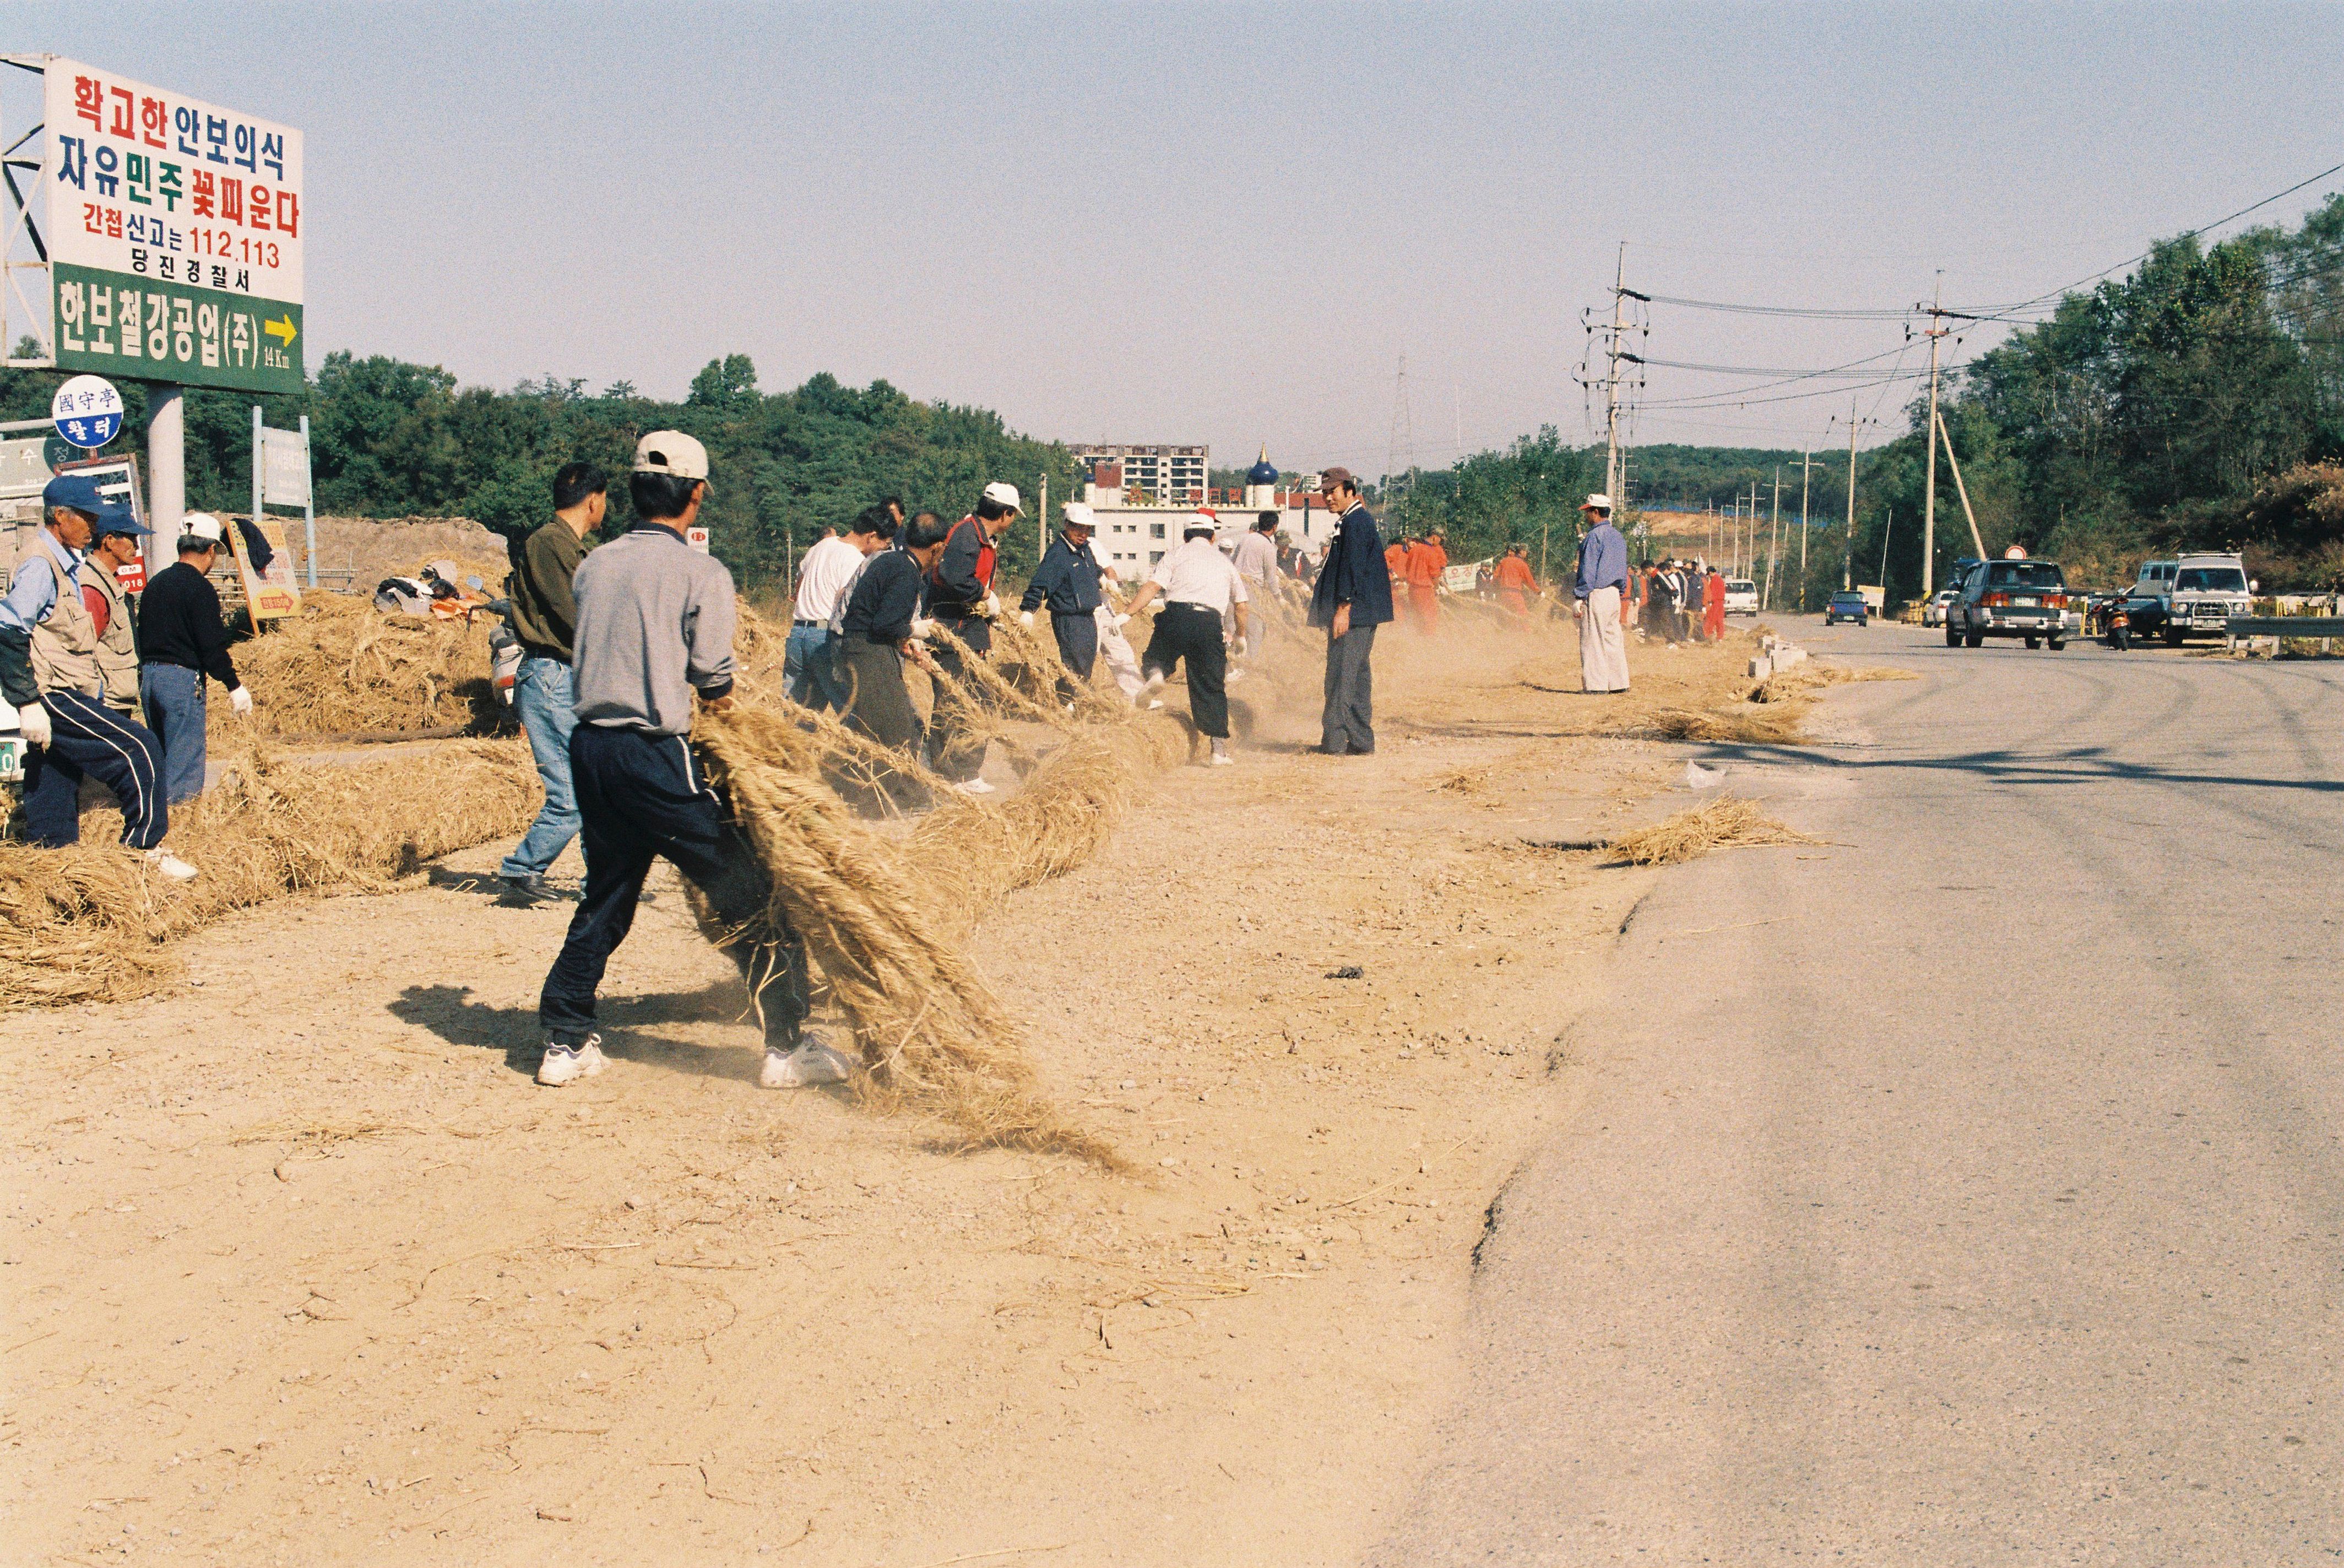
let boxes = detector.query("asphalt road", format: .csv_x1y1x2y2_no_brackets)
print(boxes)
1374,621,2344,1566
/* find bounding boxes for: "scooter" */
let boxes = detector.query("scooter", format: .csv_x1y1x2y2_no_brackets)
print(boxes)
2103,597,2131,651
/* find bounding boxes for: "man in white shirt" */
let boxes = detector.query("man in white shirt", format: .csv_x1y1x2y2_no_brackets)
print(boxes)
786,506,891,711
1121,516,1251,765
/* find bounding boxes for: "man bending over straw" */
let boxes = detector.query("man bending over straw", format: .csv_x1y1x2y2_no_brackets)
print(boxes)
534,430,856,1092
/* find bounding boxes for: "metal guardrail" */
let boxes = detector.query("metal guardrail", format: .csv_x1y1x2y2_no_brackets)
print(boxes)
2225,616,2344,650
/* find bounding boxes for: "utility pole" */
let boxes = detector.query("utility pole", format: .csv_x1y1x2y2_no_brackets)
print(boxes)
1744,484,1757,579
1919,273,1949,597
1794,448,1817,611
1767,464,1782,612
1842,395,1860,591
1935,409,1987,558
1604,245,1626,503
1595,242,1648,505
1387,354,1415,527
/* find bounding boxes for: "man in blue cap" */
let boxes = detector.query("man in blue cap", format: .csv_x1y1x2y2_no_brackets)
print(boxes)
0,475,194,878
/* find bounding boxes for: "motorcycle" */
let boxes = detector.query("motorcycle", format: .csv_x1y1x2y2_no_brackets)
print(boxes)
2103,596,2131,651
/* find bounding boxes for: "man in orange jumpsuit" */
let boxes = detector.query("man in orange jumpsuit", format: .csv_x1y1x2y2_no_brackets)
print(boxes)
1703,565,1727,640
1386,536,1412,621
1494,544,1536,618
1404,530,1449,633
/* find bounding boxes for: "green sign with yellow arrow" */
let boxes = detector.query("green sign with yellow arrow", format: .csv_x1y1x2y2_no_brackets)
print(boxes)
52,262,303,397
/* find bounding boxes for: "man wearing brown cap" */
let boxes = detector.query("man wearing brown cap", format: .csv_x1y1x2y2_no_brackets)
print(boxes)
1305,468,1393,755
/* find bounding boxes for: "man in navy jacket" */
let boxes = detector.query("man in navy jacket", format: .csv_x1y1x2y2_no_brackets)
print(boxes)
1018,502,1106,701
1306,467,1392,755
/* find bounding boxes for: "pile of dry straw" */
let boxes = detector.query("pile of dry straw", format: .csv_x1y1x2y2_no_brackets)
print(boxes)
1606,797,1822,866
0,739,538,1007
214,591,501,743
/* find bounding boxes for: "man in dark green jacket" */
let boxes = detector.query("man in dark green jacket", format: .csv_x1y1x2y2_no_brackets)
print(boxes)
498,461,605,900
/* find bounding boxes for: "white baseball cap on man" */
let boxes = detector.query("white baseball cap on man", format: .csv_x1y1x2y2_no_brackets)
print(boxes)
1061,501,1097,530
1580,492,1614,513
981,481,1021,512
633,430,710,481
181,512,225,544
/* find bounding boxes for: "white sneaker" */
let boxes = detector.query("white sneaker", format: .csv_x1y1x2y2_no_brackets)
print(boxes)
1138,670,1166,701
1146,699,1165,711
952,778,997,796
144,847,199,881
762,1037,856,1089
1205,752,1235,767
536,1035,610,1087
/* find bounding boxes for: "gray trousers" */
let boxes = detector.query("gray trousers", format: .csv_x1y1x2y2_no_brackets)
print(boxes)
1320,623,1376,754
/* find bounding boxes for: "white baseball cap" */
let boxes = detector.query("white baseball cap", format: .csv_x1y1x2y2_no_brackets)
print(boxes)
1061,501,1097,530
181,512,225,543
633,430,710,481
981,481,1021,512
1581,492,1614,512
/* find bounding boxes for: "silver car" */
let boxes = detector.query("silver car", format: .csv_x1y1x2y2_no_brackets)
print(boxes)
1947,558,2071,649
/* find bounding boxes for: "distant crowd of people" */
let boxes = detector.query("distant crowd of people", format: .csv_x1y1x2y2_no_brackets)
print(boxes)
1631,557,1730,645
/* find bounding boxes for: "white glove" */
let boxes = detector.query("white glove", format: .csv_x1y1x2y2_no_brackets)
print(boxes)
909,616,935,642
1231,636,1249,658
229,686,253,715
983,591,1001,618
16,702,51,748
1019,610,1035,630
1114,614,1131,630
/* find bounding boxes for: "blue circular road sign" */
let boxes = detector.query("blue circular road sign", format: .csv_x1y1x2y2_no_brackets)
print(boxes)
52,375,125,449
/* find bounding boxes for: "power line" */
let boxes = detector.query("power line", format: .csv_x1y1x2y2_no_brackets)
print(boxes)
1947,158,2344,320
1636,342,1923,409
1642,292,1916,322
1638,355,1920,377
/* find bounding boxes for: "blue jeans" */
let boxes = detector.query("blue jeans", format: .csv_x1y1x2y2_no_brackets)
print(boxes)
500,657,583,880
139,663,209,805
783,623,850,712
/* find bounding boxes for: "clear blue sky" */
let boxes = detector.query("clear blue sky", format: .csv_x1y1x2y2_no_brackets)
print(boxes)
11,2,2342,479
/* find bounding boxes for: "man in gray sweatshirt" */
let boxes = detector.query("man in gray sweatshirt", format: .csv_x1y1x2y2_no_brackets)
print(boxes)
536,430,854,1092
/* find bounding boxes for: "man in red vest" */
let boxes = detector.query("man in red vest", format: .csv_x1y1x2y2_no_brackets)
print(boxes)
924,481,1019,795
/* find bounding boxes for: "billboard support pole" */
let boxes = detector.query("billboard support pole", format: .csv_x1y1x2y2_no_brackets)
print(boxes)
298,413,315,588
2,54,54,368
148,384,182,539
250,403,262,558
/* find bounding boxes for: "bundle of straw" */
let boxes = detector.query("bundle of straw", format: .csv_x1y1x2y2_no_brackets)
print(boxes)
217,593,499,742
0,739,538,1010
690,704,1121,1165
1606,797,1821,866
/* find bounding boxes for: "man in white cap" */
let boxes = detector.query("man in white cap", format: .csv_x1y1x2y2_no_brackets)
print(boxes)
922,480,1018,794
1018,501,1105,701
134,511,253,810
535,430,853,1092
1571,493,1631,693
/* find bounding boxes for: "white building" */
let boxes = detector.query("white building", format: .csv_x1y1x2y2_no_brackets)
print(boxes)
1078,444,1342,573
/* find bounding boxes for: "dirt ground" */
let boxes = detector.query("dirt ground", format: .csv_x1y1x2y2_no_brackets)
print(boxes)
7,605,1780,1567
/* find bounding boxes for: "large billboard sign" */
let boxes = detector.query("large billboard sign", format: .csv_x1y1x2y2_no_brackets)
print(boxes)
41,57,303,394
